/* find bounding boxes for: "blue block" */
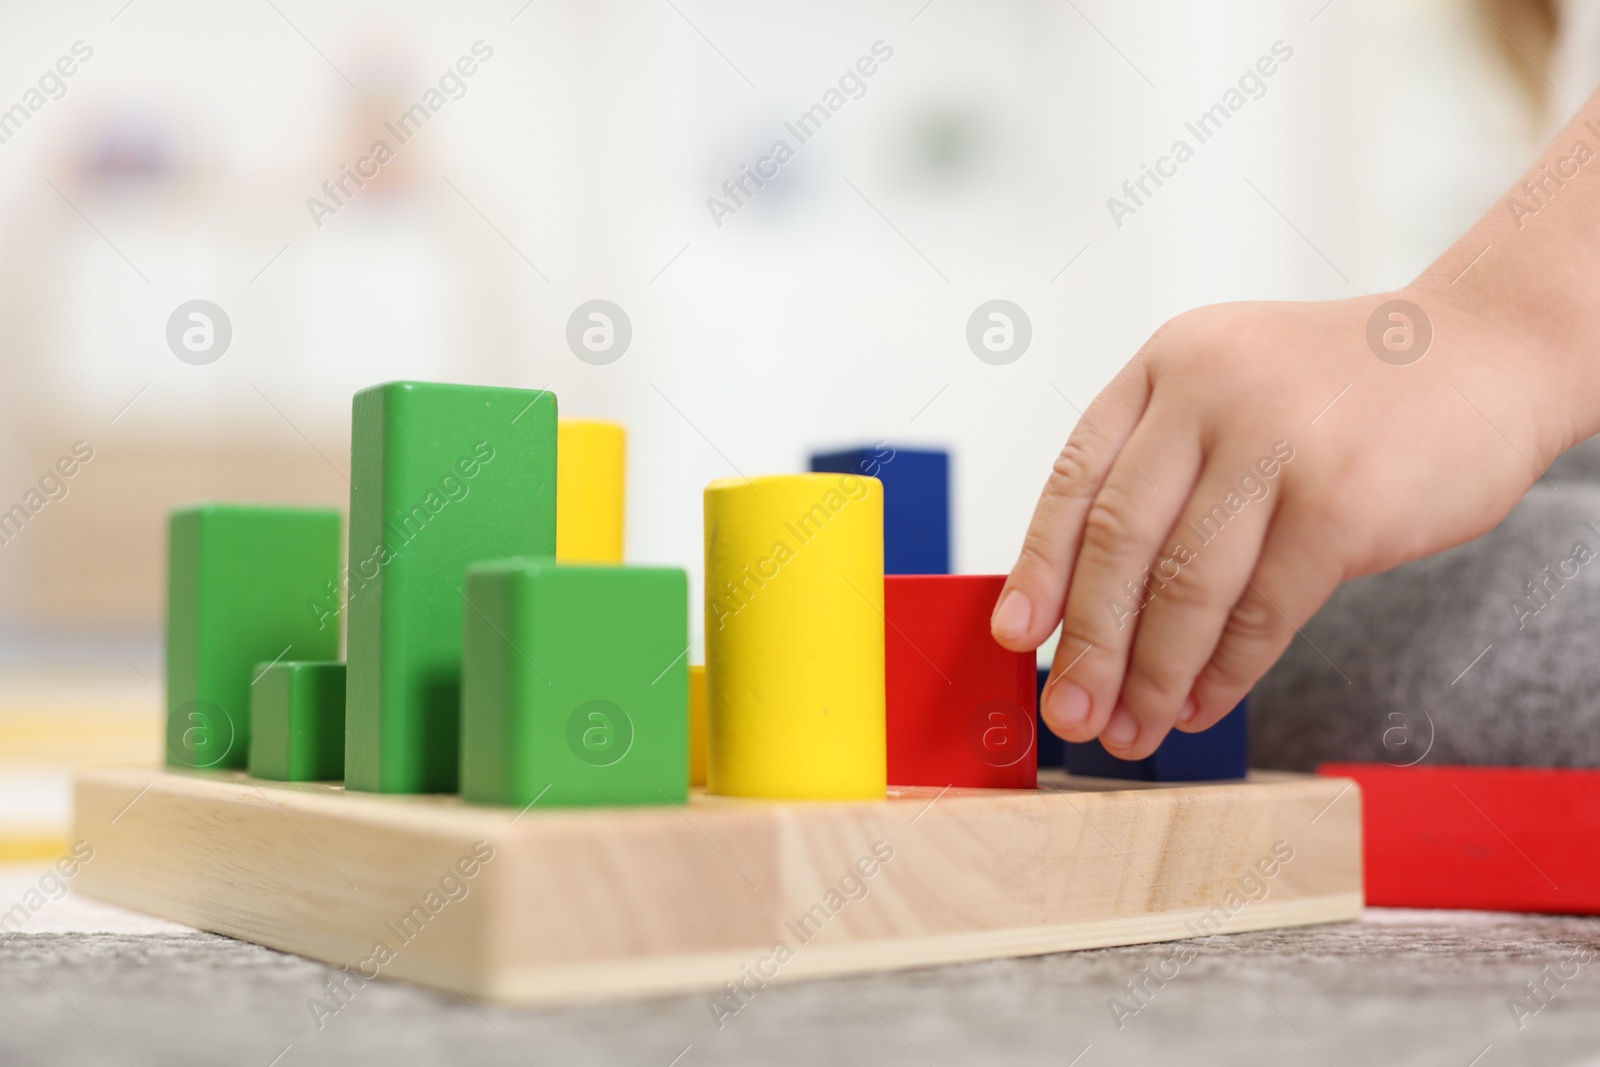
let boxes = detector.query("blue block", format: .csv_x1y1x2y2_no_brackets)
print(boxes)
1036,665,1064,767
1063,699,1248,781
810,446,949,575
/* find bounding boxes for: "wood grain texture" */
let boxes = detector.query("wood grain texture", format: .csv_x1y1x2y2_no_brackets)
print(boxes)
72,766,1362,1004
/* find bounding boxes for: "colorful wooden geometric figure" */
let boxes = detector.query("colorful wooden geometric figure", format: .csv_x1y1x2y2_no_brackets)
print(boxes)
346,381,557,794
704,473,886,799
556,418,626,563
809,445,949,575
688,664,707,788
884,574,1036,788
460,558,688,807
1318,763,1600,914
249,661,346,782
1064,699,1248,781
166,505,341,771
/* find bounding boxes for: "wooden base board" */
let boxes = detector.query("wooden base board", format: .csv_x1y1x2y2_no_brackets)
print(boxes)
72,766,1363,1004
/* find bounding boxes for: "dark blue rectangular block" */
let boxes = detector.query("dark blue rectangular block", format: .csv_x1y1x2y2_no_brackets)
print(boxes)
810,445,949,575
1063,699,1248,781
1036,665,1064,767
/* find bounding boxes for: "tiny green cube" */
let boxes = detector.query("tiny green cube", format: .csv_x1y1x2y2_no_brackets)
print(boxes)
166,505,342,771
250,662,347,781
461,559,688,808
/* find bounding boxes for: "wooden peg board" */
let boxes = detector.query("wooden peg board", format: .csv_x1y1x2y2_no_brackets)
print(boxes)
72,766,1362,1004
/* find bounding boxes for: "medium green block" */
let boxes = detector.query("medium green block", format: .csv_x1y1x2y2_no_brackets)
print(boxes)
346,381,557,794
249,661,347,781
460,559,689,808
166,505,342,770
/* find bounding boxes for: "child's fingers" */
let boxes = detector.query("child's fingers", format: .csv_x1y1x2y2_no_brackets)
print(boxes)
991,362,1151,653
1043,406,1202,742
1110,452,1277,759
1186,506,1343,730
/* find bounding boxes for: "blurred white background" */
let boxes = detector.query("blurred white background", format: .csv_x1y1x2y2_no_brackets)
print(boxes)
0,0,1575,671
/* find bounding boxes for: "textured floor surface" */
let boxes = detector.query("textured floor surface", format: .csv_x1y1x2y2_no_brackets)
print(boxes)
3,883,1600,1067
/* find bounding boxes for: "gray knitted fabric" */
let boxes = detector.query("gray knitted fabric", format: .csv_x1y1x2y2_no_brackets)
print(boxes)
6,914,1600,1066
1252,440,1600,770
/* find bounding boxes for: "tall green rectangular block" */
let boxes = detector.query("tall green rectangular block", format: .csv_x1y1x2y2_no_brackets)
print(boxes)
166,506,342,770
461,559,688,807
250,661,347,781
346,381,557,794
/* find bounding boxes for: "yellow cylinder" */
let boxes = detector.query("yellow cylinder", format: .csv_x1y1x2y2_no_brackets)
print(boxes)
556,419,626,563
704,473,885,799
688,664,707,788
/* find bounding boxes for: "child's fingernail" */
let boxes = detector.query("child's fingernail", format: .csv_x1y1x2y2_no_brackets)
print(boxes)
1102,707,1139,748
1177,697,1198,725
991,589,1032,640
1044,680,1091,730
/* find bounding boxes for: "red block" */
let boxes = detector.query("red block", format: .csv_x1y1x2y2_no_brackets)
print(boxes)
1319,763,1600,914
885,575,1036,789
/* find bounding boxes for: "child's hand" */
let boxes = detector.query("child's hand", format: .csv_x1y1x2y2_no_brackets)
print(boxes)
991,290,1564,759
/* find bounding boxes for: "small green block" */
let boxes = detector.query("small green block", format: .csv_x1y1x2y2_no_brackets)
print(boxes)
249,662,347,781
166,505,342,771
346,381,557,794
460,559,689,808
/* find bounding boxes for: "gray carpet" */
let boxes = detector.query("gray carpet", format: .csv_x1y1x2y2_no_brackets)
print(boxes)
1254,440,1600,770
4,912,1600,1066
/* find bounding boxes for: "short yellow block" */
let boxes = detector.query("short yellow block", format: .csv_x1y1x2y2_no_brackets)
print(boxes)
556,419,626,563
688,664,707,788
703,473,886,799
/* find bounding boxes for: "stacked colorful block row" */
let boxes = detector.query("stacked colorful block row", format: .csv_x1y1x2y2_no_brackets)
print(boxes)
165,380,1247,808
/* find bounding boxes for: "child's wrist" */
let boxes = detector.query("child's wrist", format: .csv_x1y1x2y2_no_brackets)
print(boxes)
1405,270,1583,468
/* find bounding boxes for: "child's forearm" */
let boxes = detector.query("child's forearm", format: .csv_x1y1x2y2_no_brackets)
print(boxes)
1416,85,1600,459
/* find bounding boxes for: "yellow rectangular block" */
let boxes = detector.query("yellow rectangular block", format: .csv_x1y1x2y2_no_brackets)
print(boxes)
689,664,707,787
556,420,625,563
